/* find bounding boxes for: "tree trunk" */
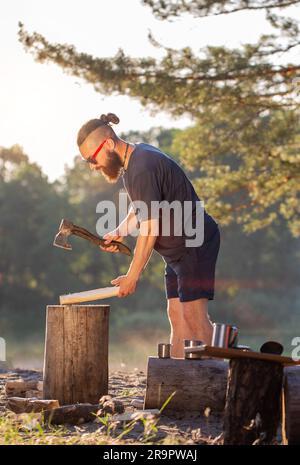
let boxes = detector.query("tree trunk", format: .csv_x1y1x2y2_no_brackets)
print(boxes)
282,366,300,445
144,356,228,416
43,305,109,405
223,358,283,445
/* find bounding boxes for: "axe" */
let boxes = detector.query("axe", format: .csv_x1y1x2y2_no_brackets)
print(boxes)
53,218,131,256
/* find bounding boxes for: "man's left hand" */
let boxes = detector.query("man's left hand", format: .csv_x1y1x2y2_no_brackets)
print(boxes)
111,274,138,297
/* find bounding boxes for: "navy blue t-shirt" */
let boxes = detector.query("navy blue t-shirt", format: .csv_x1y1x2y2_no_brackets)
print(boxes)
122,143,218,262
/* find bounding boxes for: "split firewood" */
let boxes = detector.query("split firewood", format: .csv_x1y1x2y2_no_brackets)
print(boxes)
7,397,59,413
5,380,39,397
25,390,42,399
44,403,100,425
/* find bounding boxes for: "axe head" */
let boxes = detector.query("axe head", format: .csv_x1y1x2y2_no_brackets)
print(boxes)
53,219,74,250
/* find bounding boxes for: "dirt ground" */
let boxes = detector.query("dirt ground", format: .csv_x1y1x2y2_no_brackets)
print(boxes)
0,367,224,445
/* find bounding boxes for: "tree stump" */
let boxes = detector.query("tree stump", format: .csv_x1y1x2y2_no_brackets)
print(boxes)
43,305,109,405
282,366,300,445
144,356,228,415
223,358,283,445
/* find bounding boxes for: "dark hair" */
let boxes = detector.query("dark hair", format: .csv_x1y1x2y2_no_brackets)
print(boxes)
77,113,120,146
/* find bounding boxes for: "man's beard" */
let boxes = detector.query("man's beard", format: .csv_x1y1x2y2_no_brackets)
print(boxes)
97,151,124,183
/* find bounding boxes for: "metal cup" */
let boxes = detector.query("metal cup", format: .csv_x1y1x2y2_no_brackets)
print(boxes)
211,323,238,348
158,343,171,358
184,339,204,359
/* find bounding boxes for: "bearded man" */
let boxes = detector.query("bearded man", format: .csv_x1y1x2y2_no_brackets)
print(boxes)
77,113,220,358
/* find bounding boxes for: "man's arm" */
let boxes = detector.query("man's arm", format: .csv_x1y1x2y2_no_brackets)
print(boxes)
110,218,159,296
127,218,159,280
120,205,140,236
100,205,139,252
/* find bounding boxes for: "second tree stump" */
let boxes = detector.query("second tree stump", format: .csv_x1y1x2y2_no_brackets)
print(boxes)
223,358,283,445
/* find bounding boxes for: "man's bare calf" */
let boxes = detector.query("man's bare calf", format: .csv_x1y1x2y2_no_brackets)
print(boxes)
167,297,213,358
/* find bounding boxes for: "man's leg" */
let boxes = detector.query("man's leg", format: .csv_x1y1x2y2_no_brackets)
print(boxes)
181,298,214,350
167,297,186,358
167,298,214,358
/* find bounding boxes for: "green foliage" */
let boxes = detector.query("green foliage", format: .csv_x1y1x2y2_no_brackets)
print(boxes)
142,1,300,23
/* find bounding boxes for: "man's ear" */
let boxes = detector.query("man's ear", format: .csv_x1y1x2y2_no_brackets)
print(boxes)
106,138,115,151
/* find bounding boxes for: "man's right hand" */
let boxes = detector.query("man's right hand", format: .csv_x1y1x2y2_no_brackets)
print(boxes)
100,229,124,253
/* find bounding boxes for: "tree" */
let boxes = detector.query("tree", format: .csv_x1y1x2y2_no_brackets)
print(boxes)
17,0,300,235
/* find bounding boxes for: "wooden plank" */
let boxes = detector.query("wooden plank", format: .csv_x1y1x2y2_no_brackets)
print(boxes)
59,286,119,305
184,345,300,366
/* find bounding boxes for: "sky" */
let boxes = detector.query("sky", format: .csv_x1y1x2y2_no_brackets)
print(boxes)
0,0,299,181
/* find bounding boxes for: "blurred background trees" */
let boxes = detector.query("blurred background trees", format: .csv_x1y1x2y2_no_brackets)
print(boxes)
0,126,299,368
1,0,299,367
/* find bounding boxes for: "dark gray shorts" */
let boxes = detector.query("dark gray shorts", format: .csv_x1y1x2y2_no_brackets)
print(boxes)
164,228,220,302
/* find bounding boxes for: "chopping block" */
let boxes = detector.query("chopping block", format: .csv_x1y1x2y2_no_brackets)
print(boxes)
43,305,109,405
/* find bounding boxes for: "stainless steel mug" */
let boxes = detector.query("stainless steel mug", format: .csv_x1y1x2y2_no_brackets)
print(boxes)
158,343,171,358
184,339,203,359
211,323,238,348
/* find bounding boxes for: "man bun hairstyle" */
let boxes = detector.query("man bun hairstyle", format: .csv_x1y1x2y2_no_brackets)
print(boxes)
77,112,120,147
99,113,120,125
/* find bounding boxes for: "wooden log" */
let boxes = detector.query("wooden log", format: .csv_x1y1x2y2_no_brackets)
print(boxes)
282,366,300,445
44,403,100,425
223,359,283,445
43,305,109,405
7,397,59,413
144,356,228,415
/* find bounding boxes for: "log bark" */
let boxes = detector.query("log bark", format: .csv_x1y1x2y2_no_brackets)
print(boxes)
223,359,283,445
144,356,228,415
43,305,109,405
282,366,300,445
